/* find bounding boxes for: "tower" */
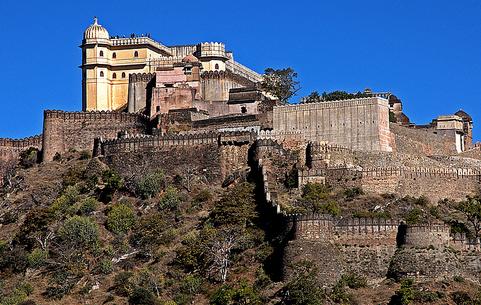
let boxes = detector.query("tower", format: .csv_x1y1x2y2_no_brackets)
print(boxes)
81,17,111,111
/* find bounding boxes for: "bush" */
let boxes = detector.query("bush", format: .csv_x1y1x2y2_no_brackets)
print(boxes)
106,203,136,235
27,248,47,269
284,261,324,305
79,150,91,160
210,281,260,305
129,286,157,305
341,273,367,289
19,147,38,169
131,213,174,252
99,258,113,275
100,170,123,202
78,197,99,216
158,187,181,212
391,278,414,305
192,189,213,205
50,185,81,217
405,208,423,225
344,187,364,199
451,291,476,305
58,216,99,251
113,271,135,297
135,170,165,199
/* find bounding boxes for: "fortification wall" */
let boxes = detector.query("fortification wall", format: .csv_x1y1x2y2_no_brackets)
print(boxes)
272,98,393,152
404,224,450,248
127,73,155,113
201,70,254,102
391,124,457,155
100,131,254,182
0,135,43,162
42,110,148,161
299,166,481,202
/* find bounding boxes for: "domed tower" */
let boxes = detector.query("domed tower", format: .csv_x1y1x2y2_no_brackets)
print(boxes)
454,110,473,148
81,17,111,111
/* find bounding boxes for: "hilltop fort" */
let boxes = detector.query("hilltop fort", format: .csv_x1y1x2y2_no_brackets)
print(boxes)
2,18,481,303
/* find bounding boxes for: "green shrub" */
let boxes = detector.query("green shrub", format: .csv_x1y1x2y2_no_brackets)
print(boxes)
128,287,156,305
27,248,47,269
19,147,38,169
344,187,364,199
78,197,99,216
158,187,181,211
405,208,423,225
112,271,135,297
193,189,213,205
451,291,476,305
393,278,414,305
58,216,99,251
135,170,165,199
50,185,80,217
106,203,136,235
341,273,367,289
100,170,123,203
210,281,260,305
319,200,341,217
99,258,113,275
131,213,173,251
79,150,91,160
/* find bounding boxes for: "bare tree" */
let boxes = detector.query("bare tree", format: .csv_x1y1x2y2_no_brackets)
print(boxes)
206,228,241,283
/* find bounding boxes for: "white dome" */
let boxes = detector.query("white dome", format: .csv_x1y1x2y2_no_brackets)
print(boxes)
83,17,109,40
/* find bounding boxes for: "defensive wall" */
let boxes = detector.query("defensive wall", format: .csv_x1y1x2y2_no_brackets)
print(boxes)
272,97,394,152
42,110,149,161
298,166,481,202
284,214,481,285
201,70,255,102
0,135,43,162
127,73,156,113
98,131,255,184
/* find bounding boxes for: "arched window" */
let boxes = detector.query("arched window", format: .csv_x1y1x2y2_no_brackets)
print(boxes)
100,71,104,77
122,72,126,78
112,73,117,79
215,63,219,70
134,51,139,57
112,52,117,59
99,50,104,57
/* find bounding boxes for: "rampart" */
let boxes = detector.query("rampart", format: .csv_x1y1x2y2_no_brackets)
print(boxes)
0,135,43,162
272,97,394,152
298,166,481,202
99,131,255,183
128,73,156,113
42,110,149,161
201,70,255,102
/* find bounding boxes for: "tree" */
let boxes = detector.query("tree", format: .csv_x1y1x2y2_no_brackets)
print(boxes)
320,90,369,101
300,91,322,104
457,196,481,239
261,68,300,104
106,203,136,235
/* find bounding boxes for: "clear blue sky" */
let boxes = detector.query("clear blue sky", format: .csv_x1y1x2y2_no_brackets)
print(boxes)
0,0,480,140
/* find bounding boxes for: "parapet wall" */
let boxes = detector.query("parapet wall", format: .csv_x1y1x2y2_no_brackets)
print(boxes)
404,224,450,248
42,110,149,161
0,135,43,162
298,166,481,202
273,97,393,152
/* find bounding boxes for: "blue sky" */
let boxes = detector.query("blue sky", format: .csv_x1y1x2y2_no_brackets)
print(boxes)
0,0,480,140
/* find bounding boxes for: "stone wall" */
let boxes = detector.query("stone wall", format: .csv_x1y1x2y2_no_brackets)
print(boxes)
42,110,149,161
100,131,255,182
272,97,393,151
127,73,155,113
298,166,481,202
285,215,481,284
201,70,254,102
391,123,458,156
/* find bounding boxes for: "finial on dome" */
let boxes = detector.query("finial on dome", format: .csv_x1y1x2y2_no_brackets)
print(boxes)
94,16,98,25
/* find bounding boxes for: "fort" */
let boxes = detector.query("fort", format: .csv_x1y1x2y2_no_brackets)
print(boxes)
1,17,481,288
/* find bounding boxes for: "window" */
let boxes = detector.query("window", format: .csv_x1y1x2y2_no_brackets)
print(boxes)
112,52,116,59
215,63,219,70
99,50,104,57
241,106,247,114
122,72,126,78
134,51,139,57
156,106,160,112
100,71,104,77
112,73,117,79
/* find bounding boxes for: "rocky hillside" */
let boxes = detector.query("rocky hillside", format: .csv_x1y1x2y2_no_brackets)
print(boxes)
1,151,481,305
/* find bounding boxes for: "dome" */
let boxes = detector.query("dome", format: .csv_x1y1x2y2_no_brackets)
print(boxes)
454,109,472,122
182,54,199,63
83,17,109,40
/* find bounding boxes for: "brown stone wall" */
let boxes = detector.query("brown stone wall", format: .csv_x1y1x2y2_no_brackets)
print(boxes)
42,110,148,161
273,98,393,152
0,135,43,184
391,123,457,155
201,70,254,102
100,131,254,181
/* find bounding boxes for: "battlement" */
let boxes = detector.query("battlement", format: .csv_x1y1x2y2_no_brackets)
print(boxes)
0,135,42,149
198,42,227,58
100,131,255,155
129,72,155,82
274,97,388,112
110,37,171,55
404,224,451,248
44,110,149,122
